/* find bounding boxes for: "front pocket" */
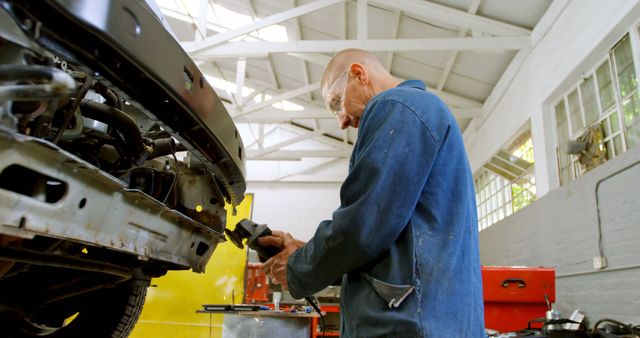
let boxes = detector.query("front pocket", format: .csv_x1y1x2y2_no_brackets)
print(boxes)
363,273,415,309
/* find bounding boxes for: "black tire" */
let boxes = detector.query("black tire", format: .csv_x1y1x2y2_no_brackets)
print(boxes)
2,280,149,338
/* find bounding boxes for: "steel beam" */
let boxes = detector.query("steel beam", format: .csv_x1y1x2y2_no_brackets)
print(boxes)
369,0,531,37
190,36,531,58
237,82,320,116
188,0,346,53
250,126,338,158
437,0,482,91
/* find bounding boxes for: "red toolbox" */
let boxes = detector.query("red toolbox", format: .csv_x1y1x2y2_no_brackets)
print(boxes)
482,266,555,332
244,263,269,303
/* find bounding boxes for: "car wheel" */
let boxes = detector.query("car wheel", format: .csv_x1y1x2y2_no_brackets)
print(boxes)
1,280,148,338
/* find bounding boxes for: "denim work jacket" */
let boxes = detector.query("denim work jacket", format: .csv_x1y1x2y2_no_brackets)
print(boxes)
287,80,485,337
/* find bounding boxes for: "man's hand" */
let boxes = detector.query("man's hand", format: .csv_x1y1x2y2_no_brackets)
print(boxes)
258,231,305,289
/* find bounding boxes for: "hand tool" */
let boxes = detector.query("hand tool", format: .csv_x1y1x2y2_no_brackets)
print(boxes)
225,218,281,262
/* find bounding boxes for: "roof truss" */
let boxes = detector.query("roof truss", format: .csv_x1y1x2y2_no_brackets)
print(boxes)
369,0,530,37
187,37,530,57
159,0,547,182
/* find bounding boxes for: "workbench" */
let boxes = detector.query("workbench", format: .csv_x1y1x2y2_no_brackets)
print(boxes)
197,308,317,338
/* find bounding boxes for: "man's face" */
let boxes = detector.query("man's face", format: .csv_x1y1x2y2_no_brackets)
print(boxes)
322,68,362,129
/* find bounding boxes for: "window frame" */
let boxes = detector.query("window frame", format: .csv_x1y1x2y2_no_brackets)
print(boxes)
475,136,536,231
552,34,638,183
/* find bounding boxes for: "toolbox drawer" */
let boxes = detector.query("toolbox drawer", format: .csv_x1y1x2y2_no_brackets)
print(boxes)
482,266,555,332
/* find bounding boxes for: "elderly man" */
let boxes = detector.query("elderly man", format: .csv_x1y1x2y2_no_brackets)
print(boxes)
259,49,484,337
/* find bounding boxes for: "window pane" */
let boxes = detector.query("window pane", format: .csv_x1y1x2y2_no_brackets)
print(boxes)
613,35,637,98
628,127,640,149
555,100,572,183
622,93,640,150
555,101,569,143
606,140,614,159
596,60,616,111
602,116,612,137
609,111,620,134
476,140,536,228
626,119,640,150
557,147,571,186
514,138,534,163
613,135,623,155
581,75,599,124
622,92,640,127
600,119,609,138
567,89,584,134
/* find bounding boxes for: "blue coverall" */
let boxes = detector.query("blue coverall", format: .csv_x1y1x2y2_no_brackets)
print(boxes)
287,80,485,337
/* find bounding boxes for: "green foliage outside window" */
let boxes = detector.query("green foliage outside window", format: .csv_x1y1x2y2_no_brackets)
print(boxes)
512,184,536,213
510,138,536,212
476,137,536,230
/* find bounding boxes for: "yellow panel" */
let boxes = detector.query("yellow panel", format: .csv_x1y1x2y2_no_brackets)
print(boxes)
130,194,254,338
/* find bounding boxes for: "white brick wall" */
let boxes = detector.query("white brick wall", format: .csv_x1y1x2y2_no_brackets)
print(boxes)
480,147,640,323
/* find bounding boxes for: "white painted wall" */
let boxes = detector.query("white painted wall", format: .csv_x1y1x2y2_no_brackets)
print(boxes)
247,182,342,241
474,0,640,323
464,0,640,197
480,142,640,323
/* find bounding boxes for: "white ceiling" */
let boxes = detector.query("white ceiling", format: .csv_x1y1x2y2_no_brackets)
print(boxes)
156,0,554,182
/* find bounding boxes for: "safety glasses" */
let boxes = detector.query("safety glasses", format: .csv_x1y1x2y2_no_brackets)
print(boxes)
323,69,349,117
